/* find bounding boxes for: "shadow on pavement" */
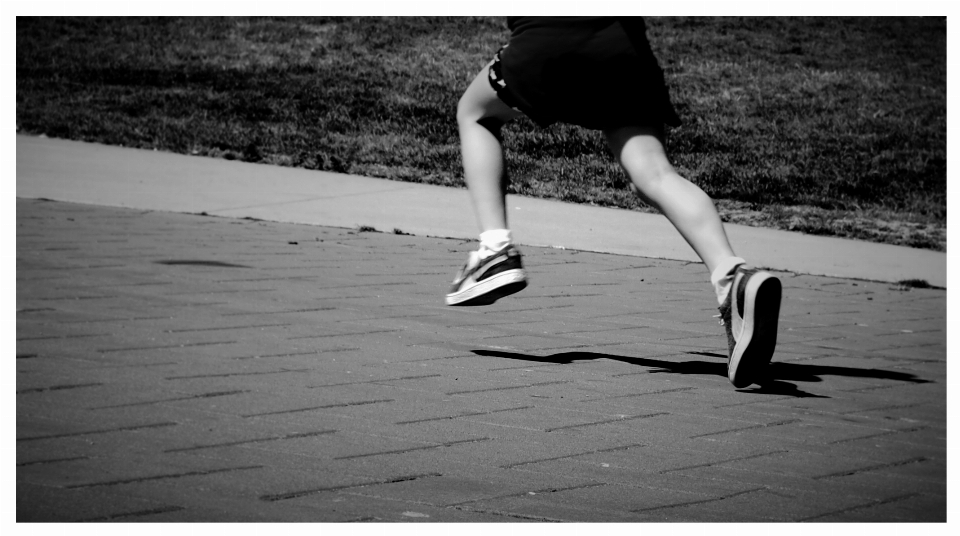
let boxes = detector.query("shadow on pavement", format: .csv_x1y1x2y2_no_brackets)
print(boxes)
473,349,930,399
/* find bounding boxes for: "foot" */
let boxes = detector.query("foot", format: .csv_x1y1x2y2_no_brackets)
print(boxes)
445,245,527,306
718,266,782,388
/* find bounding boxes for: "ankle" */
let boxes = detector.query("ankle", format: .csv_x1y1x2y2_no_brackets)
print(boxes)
479,229,512,259
710,257,746,305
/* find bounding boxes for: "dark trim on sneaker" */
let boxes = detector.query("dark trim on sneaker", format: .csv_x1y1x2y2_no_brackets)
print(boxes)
446,245,528,306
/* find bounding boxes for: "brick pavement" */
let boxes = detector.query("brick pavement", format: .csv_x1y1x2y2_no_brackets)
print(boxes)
16,198,946,522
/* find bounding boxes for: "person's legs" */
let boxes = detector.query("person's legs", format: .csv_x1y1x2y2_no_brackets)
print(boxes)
446,62,527,307
605,125,781,388
603,125,736,275
457,61,522,235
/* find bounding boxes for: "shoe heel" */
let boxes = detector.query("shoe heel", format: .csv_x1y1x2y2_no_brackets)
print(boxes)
742,277,782,383
729,274,782,388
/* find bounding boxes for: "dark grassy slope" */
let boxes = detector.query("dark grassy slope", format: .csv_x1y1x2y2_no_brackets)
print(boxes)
16,17,946,250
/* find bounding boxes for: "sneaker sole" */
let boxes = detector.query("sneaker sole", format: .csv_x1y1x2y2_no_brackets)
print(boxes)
728,274,782,388
445,269,527,306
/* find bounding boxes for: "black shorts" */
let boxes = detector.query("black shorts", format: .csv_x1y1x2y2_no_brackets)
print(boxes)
487,17,682,130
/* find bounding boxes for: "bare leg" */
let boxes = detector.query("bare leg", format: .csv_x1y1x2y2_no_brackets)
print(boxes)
457,61,522,232
604,125,736,274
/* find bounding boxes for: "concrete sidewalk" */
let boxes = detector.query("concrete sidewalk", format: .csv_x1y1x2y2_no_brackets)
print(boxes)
16,205,946,521
16,135,947,287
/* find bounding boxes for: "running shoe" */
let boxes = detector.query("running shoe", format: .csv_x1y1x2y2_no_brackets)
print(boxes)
445,245,527,306
718,266,782,388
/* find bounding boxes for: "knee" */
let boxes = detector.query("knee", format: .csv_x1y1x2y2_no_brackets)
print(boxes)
457,92,481,128
457,95,505,138
605,127,675,192
622,164,673,209
621,155,673,192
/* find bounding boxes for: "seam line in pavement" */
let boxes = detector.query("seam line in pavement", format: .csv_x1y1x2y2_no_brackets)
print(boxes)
65,465,264,489
289,328,402,340
482,341,628,356
17,334,109,341
17,456,89,467
242,398,394,418
402,353,476,363
95,281,175,288
166,367,310,380
57,315,171,324
659,449,789,473
396,405,534,425
796,493,922,521
839,384,901,393
18,421,178,442
811,456,929,480
514,293,607,299
310,373,443,388
333,437,492,460
827,426,927,444
488,363,564,372
446,380,571,396
232,348,359,360
344,313,442,321
592,310,671,319
89,389,249,409
315,282,414,290
17,382,103,395
580,386,696,402
221,307,336,316
545,412,669,432
165,323,290,333
487,304,574,314
839,402,926,415
31,295,118,301
165,288,276,296
260,472,443,502
97,341,236,353
449,505,565,522
77,505,187,522
444,482,608,507
690,418,802,438
312,294,384,300
713,395,795,408
502,442,647,469
632,486,768,512
165,429,337,452
563,326,652,335
16,308,57,314
212,276,316,283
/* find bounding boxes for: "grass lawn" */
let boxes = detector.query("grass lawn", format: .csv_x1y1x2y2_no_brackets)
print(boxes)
16,16,946,251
